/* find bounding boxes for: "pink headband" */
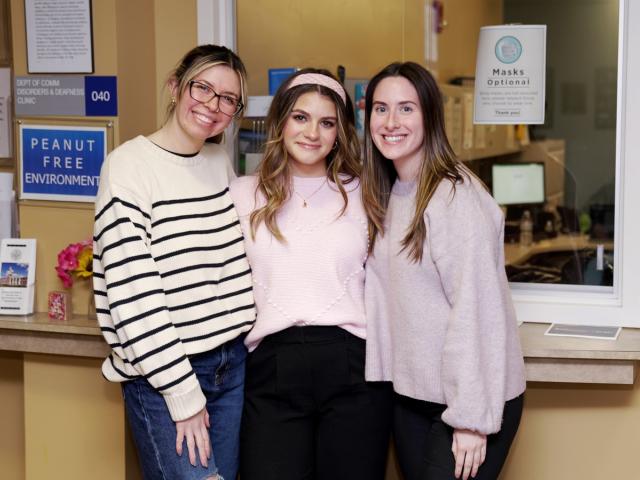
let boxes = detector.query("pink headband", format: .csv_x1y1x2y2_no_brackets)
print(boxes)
286,73,347,104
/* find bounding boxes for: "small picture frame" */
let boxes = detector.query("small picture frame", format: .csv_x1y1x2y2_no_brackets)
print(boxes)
48,290,71,321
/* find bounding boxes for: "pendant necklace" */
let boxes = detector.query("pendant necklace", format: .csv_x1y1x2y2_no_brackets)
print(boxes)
292,177,328,208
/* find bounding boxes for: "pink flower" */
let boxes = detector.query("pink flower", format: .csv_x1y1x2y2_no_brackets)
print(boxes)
55,238,93,288
58,248,78,271
55,265,73,288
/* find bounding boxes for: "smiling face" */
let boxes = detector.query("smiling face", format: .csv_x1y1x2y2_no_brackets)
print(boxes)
283,91,338,177
369,76,425,179
170,64,241,151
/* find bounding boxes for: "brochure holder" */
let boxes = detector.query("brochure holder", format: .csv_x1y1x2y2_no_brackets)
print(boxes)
0,238,36,315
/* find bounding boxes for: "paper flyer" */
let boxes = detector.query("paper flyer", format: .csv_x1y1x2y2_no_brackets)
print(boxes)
0,67,11,158
0,238,37,315
474,25,547,124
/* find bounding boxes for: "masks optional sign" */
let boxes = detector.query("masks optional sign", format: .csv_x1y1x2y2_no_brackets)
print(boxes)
474,25,547,124
19,124,106,202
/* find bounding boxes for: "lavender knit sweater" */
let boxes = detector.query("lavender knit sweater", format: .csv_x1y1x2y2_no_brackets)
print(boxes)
365,173,526,435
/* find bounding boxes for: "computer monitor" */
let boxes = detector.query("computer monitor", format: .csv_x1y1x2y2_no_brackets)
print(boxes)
491,163,545,206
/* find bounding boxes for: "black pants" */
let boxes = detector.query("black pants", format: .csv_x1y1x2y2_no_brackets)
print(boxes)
393,393,524,480
240,326,393,480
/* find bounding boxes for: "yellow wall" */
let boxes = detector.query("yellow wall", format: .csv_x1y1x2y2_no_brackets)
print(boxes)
23,355,125,480
115,0,158,142
437,0,503,81
237,0,502,94
502,381,640,479
0,352,25,479
237,0,424,95
153,0,198,128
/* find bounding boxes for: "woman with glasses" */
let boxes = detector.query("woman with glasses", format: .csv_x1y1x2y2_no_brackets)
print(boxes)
93,45,255,480
362,62,526,480
229,68,393,480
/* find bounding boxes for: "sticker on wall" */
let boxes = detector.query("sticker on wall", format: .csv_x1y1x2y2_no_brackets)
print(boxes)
473,25,547,124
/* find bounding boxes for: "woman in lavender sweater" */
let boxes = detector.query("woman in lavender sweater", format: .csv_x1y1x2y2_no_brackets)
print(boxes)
362,62,526,480
229,68,392,480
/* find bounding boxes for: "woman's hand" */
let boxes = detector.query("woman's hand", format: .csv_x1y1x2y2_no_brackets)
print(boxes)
452,428,487,480
175,408,211,467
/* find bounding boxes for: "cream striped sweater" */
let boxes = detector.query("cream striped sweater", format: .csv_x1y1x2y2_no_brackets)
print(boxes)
93,135,255,421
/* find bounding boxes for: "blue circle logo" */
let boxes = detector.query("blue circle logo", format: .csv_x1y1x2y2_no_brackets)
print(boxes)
495,36,522,64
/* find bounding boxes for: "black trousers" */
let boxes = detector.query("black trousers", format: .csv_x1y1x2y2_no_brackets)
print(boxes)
240,326,393,480
393,393,524,480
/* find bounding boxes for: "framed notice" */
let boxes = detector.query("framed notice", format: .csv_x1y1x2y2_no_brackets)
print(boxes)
474,25,546,124
25,0,94,73
17,119,112,202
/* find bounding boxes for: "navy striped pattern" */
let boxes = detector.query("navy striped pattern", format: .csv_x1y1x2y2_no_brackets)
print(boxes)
93,138,255,418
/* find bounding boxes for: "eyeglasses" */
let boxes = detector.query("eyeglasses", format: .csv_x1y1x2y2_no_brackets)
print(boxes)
188,80,244,117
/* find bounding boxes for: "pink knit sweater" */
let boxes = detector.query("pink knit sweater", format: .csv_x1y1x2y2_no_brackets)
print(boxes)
229,175,368,352
365,173,526,435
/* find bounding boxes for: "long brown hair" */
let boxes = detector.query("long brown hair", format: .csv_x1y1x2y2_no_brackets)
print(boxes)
250,68,361,241
362,62,463,262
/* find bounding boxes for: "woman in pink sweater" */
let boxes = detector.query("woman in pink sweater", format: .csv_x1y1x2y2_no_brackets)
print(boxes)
362,62,526,480
229,69,392,480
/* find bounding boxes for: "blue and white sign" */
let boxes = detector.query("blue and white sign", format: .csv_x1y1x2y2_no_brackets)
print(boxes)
474,25,546,124
15,75,117,117
85,76,118,116
20,125,106,202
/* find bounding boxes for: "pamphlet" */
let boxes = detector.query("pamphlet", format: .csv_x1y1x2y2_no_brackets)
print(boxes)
544,323,621,341
0,238,36,315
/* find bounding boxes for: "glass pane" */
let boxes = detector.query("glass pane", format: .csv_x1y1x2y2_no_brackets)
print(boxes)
491,0,619,287
236,0,619,288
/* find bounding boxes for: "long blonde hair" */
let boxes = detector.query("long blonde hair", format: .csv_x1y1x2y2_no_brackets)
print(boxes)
250,68,361,241
362,62,463,262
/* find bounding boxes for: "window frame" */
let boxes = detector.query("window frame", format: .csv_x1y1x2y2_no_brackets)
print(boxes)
202,0,640,327
512,0,640,327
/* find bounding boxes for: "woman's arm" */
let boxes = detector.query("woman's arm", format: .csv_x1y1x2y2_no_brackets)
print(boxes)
428,183,514,435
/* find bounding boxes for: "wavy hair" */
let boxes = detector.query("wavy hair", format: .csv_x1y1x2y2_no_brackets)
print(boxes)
362,62,463,262
250,68,361,241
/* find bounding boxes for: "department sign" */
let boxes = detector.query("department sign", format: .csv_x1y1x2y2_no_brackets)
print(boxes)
15,75,117,117
20,124,106,202
474,25,547,124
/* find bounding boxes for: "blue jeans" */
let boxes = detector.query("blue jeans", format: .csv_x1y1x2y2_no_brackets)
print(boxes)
122,336,247,480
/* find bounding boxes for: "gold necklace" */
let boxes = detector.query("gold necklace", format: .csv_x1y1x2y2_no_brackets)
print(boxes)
292,178,328,207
